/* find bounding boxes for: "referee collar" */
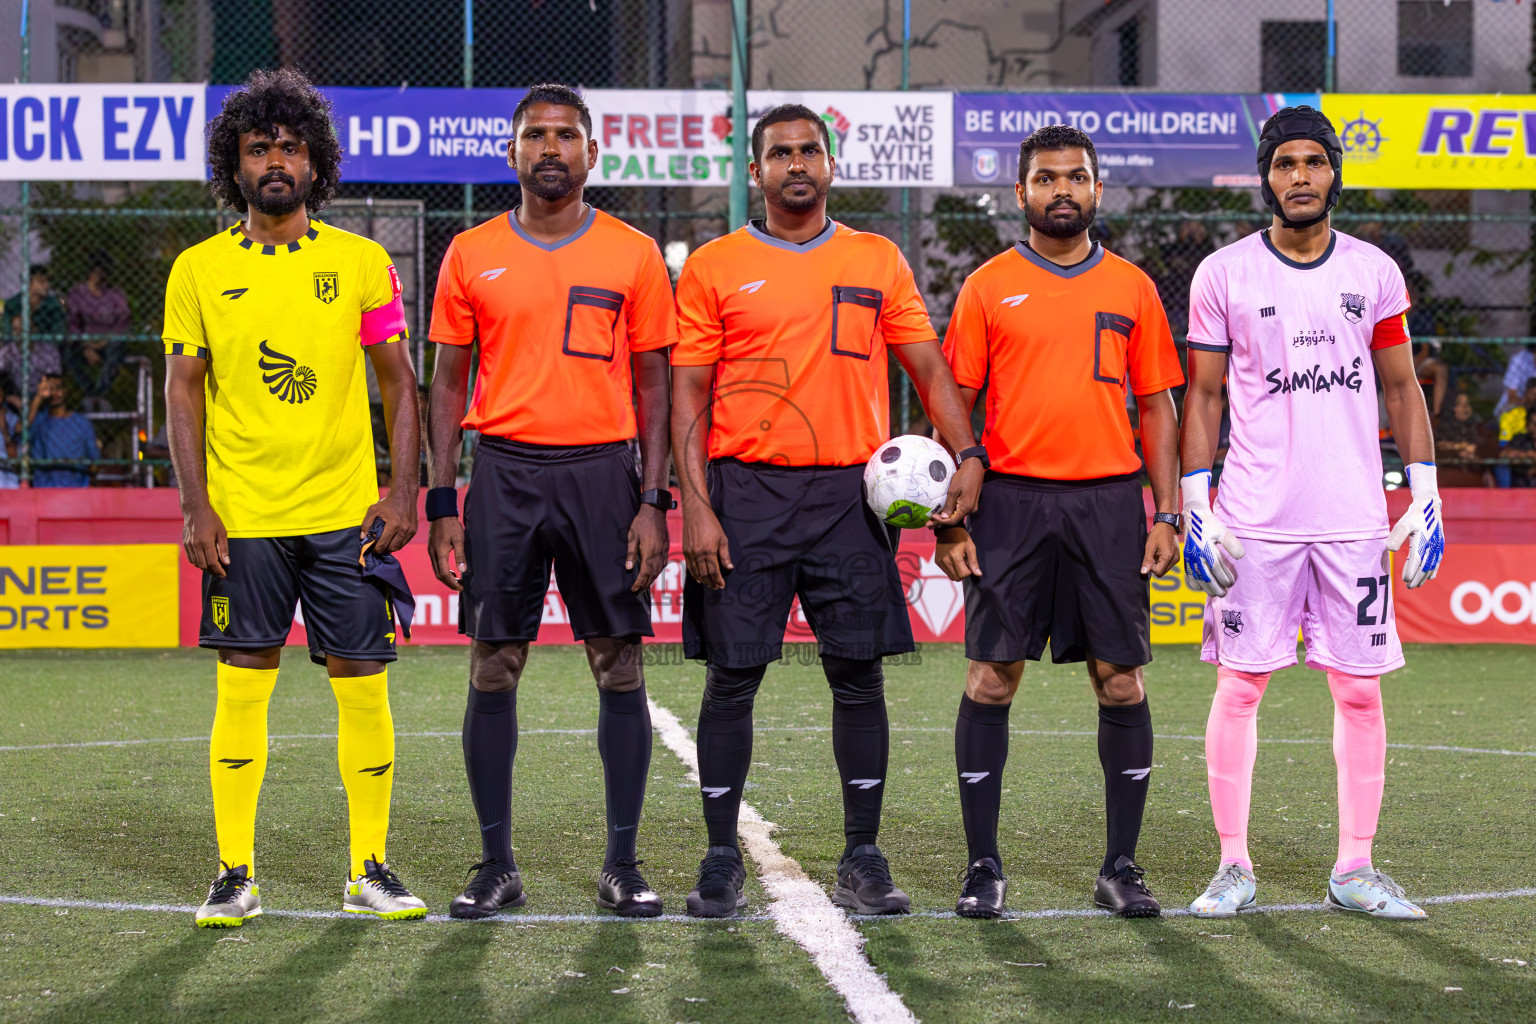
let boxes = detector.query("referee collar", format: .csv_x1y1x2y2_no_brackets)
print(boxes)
507,204,596,251
1013,239,1103,279
745,218,837,253
229,220,322,256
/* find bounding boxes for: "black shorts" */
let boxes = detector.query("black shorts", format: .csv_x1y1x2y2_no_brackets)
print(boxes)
683,459,915,668
964,472,1151,667
201,527,398,667
460,437,652,644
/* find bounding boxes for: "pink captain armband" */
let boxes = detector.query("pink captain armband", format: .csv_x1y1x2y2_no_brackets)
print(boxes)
360,294,408,346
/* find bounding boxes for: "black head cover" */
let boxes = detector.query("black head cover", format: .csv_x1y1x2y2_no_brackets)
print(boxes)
1257,105,1343,229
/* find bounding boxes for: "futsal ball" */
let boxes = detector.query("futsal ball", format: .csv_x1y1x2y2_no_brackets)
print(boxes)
864,435,956,529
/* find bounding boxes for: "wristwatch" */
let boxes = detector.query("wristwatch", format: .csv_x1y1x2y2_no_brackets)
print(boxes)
639,488,678,511
956,445,990,470
1153,512,1182,531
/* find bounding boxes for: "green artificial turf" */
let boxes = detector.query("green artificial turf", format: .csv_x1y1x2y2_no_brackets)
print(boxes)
0,644,1531,1023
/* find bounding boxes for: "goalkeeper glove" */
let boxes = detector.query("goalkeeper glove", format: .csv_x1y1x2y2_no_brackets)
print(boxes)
1387,462,1444,589
1181,470,1245,598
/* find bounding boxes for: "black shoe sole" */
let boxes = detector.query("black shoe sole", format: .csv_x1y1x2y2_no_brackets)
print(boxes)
832,887,911,915
685,892,746,918
598,895,665,918
448,890,527,919
955,902,1004,919
1094,899,1161,919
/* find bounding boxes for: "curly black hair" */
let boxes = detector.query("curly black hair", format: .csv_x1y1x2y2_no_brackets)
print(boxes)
207,67,341,214
1018,123,1098,183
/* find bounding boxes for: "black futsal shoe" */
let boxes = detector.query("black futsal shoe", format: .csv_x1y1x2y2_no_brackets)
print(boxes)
598,858,664,918
1094,855,1161,918
832,844,911,915
955,857,1008,919
686,845,748,918
448,859,527,919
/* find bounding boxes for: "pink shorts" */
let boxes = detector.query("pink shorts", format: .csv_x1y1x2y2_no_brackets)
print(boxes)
1200,536,1404,675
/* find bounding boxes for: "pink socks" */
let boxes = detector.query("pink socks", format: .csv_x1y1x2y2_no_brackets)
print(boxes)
1206,667,1387,875
1205,667,1270,871
1328,670,1385,876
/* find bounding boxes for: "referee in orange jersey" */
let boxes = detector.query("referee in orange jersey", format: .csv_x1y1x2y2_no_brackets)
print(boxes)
426,85,677,919
672,105,986,919
939,125,1184,919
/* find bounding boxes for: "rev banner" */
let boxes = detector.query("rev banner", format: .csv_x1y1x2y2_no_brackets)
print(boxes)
0,84,204,181
1322,94,1536,190
0,544,180,648
953,91,1317,188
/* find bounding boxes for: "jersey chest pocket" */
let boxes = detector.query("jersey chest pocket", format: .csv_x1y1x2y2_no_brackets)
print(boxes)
830,286,883,360
563,285,624,361
1093,312,1134,385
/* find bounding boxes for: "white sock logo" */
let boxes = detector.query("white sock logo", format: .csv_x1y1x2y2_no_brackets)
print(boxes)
1121,767,1152,781
960,772,990,784
848,779,883,790
702,786,731,798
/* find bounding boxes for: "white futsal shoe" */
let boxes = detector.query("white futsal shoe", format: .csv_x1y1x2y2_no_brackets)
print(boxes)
1326,867,1427,919
1188,862,1257,918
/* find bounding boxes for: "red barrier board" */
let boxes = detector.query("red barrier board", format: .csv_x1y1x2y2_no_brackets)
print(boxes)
1394,543,1536,644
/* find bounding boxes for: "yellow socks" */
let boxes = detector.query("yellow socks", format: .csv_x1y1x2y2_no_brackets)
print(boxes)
331,671,395,879
209,663,279,875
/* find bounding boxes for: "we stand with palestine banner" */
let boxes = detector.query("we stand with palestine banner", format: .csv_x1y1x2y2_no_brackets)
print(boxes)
3,83,1533,190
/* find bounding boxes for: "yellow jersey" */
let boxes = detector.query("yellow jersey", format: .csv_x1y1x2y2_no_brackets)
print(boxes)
162,220,408,538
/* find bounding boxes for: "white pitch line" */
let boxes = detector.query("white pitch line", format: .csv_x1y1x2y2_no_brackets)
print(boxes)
646,697,918,1024
0,894,768,924
6,886,1532,927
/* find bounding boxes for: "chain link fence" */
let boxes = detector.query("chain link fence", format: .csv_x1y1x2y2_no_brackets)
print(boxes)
4,0,1533,487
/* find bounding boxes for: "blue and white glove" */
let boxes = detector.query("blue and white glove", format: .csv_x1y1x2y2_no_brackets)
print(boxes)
1181,470,1245,598
1387,462,1445,589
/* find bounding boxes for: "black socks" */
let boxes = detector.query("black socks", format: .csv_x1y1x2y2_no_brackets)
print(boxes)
463,685,518,869
696,664,765,851
1098,698,1154,876
955,693,1011,866
824,655,888,858
597,684,652,866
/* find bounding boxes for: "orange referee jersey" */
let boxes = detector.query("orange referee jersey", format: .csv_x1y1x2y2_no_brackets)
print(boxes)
429,206,677,444
944,242,1184,480
673,219,935,467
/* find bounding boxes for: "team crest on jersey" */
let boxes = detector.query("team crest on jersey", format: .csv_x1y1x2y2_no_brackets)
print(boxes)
258,340,318,404
1222,609,1243,637
1339,292,1366,323
211,596,230,632
313,271,339,304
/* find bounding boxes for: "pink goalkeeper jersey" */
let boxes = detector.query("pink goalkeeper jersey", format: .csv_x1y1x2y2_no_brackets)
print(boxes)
1187,230,1411,542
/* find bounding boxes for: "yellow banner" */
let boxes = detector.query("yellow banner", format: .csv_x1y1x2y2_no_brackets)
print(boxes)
1322,94,1536,189
1150,570,1207,645
0,545,179,648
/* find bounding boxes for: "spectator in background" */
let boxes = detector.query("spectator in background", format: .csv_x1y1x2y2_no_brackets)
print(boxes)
65,250,132,411
1,265,65,392
1494,344,1536,418
1495,378,1536,488
1504,384,1536,488
0,382,20,488
27,372,97,488
1436,391,1493,488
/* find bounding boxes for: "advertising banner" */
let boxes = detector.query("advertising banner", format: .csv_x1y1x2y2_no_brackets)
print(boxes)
0,84,205,181
0,544,179,647
206,85,530,184
1322,94,1536,190
953,92,1317,188
1394,543,1536,645
585,89,952,188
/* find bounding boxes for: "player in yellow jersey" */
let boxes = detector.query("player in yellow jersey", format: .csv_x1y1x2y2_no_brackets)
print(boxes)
162,69,426,927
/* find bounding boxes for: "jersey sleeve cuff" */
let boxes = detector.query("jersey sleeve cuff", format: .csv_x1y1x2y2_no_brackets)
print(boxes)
630,334,678,353
427,331,475,347
164,341,208,359
1130,373,1187,396
1184,339,1232,353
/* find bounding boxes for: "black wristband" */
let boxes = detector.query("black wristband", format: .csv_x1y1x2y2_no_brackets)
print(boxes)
1153,512,1182,531
639,488,678,511
425,486,459,521
957,445,990,470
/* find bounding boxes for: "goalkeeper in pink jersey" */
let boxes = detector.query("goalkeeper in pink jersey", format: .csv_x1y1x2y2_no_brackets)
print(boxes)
1179,107,1444,920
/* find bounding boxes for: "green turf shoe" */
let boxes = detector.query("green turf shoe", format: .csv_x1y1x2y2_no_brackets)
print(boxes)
195,862,261,928
343,858,428,920
1326,867,1427,919
1189,862,1257,918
